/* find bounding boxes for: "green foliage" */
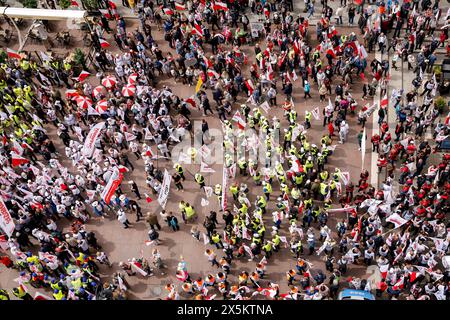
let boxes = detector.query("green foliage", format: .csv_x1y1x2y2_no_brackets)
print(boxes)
73,48,86,68
0,50,7,64
59,0,71,9
20,0,38,8
435,96,447,114
82,0,99,11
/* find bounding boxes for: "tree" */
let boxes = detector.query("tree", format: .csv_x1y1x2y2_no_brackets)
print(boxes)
20,0,38,8
59,0,71,9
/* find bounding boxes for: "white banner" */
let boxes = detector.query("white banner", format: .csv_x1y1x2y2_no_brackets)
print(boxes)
83,122,105,157
0,198,15,237
311,107,320,120
221,166,228,211
157,169,171,209
361,127,366,170
201,162,216,173
101,168,123,204
386,213,408,229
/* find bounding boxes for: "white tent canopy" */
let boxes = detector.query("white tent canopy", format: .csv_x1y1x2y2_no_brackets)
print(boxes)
0,7,87,20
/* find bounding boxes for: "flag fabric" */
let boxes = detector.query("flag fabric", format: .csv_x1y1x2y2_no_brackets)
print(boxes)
245,79,255,95
213,1,229,11
386,213,408,229
379,264,389,279
70,0,79,6
380,94,388,108
0,198,15,237
7,48,22,60
77,70,91,82
207,69,219,79
99,39,110,48
195,76,203,93
200,162,216,173
10,153,29,167
192,22,204,37
101,168,123,204
311,107,320,120
162,7,174,15
174,2,186,10
232,110,247,129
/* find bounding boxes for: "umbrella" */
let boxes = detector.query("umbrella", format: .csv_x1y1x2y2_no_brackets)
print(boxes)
76,96,93,109
101,75,117,88
96,99,108,113
92,85,105,99
66,89,79,100
121,84,136,97
127,72,138,85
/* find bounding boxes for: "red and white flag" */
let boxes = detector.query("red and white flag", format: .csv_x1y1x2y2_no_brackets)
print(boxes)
70,0,79,6
192,22,203,37
162,7,174,15
245,79,255,95
213,1,229,11
99,38,110,48
11,140,24,155
175,2,186,10
101,168,123,204
386,213,408,229
0,199,15,237
77,70,91,82
232,110,247,129
207,69,219,79
380,94,388,109
7,48,22,60
379,264,389,279
10,153,29,167
392,276,404,290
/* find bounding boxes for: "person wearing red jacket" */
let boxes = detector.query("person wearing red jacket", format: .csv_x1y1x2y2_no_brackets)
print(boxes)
376,279,388,298
371,133,381,152
399,164,410,184
377,154,388,173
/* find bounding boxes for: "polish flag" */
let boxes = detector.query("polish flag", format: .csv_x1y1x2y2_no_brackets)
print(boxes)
207,69,219,79
213,1,229,11
144,193,153,203
293,39,300,55
11,153,29,167
185,97,197,108
99,9,112,19
245,79,255,95
192,22,203,37
379,264,389,279
7,48,22,60
175,2,186,10
203,56,213,68
99,38,110,48
11,140,24,155
77,70,91,82
380,94,388,108
392,276,404,290
266,63,274,81
232,110,246,130
162,7,174,15
259,57,265,70
277,51,287,68
263,7,270,18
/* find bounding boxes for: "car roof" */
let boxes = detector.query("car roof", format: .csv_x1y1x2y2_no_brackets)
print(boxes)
339,289,375,300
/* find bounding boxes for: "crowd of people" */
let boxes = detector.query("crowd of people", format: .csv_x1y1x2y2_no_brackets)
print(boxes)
0,0,449,300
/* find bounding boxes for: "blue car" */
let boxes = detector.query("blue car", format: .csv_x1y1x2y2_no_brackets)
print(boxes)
338,289,376,300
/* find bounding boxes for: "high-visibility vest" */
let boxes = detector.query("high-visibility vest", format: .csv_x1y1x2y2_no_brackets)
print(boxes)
185,206,195,218
195,174,204,184
320,183,328,195
211,234,221,243
263,184,272,193
53,290,65,300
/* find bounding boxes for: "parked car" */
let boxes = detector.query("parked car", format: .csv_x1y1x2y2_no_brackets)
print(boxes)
439,59,450,95
338,289,376,300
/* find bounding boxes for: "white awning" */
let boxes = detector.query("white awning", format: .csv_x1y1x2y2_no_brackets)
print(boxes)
0,7,87,20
